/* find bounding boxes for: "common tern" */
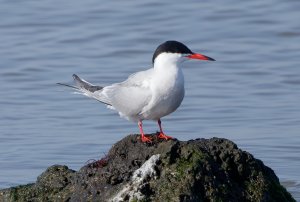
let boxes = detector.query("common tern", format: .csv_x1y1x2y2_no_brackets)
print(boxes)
58,41,215,143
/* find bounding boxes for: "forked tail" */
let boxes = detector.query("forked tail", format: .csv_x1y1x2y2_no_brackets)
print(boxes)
57,74,111,105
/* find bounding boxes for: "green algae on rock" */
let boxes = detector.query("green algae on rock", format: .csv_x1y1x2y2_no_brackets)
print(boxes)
0,134,295,202
0,165,75,201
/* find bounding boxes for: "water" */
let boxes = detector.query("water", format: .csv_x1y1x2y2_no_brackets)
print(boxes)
0,0,300,199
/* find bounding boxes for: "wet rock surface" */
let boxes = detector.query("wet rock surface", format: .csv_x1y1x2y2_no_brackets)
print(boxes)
0,134,295,202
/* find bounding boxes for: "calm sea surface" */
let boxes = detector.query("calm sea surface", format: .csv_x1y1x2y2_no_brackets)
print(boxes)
0,0,299,199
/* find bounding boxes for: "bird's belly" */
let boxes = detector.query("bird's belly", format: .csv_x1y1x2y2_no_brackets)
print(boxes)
141,85,184,120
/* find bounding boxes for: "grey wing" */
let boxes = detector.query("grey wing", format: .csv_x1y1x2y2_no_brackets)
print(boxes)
60,69,154,118
100,68,153,117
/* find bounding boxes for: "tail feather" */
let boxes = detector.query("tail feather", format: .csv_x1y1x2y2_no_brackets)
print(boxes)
56,82,79,90
57,74,111,106
72,74,103,92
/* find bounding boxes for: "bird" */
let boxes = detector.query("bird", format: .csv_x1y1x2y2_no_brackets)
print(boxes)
58,41,215,143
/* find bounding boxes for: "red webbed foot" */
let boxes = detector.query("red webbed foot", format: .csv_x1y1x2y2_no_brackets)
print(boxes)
157,132,173,140
141,134,152,143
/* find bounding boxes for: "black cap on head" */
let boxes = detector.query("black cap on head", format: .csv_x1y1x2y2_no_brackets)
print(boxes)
152,41,193,63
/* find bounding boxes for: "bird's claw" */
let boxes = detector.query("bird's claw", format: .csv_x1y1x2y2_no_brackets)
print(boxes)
157,132,173,140
141,135,152,143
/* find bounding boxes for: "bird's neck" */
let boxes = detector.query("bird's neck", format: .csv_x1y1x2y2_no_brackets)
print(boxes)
153,53,184,88
153,53,182,73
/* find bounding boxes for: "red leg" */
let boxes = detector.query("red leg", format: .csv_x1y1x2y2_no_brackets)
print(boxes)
138,120,152,143
157,119,173,140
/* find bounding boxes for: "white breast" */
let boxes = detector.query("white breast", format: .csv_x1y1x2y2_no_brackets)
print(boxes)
139,53,185,120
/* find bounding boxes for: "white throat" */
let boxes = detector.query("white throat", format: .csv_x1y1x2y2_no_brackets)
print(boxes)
151,52,185,93
153,52,186,71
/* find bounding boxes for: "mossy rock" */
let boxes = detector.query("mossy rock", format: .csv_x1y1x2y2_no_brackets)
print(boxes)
0,135,295,202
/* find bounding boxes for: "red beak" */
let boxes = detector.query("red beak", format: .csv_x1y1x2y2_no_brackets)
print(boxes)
186,53,215,61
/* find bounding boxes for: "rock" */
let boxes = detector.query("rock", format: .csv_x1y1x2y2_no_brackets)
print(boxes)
0,134,295,202
0,165,75,201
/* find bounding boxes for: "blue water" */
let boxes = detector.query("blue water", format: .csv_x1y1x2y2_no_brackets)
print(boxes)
0,0,300,199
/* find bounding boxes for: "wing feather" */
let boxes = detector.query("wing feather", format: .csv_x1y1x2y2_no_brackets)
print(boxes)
59,69,154,120
100,68,154,117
